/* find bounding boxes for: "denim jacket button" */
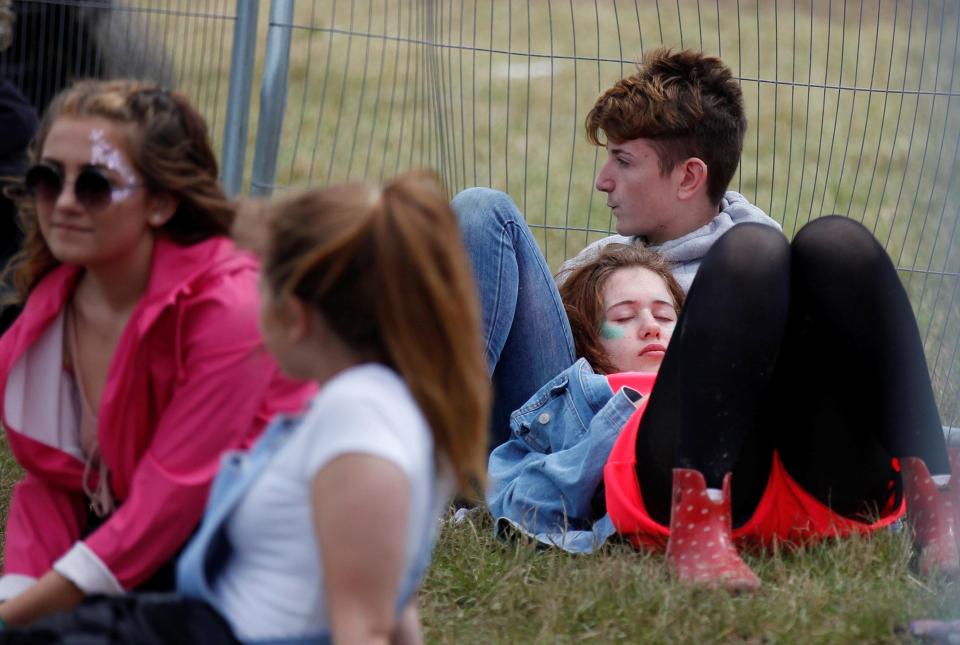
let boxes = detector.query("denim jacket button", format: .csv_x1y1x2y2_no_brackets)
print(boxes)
538,412,551,425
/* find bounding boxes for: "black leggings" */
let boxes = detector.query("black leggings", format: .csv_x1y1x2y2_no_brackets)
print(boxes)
635,217,949,527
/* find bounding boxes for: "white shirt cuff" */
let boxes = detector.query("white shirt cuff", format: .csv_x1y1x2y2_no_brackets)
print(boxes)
53,542,124,595
0,573,36,600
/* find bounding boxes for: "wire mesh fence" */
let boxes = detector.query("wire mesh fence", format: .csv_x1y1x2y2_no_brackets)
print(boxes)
1,0,958,427
259,0,960,426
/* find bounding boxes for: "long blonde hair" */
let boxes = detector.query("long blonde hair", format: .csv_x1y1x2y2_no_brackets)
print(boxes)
255,171,489,493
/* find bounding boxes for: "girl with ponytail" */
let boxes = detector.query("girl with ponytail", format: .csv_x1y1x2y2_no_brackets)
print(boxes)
176,170,489,643
246,172,489,496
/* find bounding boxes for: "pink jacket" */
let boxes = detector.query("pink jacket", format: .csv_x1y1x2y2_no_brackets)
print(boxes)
0,236,315,596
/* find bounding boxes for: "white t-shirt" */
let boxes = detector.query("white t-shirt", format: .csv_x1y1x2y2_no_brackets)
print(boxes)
212,363,453,641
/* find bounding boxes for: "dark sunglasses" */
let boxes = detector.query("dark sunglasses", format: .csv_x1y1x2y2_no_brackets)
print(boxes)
24,163,141,213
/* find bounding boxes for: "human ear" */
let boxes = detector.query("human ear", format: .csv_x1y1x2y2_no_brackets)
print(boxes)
146,193,178,228
283,296,311,344
675,157,709,202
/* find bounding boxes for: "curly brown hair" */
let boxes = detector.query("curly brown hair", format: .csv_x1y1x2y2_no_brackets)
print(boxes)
4,79,233,301
559,243,685,375
585,47,746,205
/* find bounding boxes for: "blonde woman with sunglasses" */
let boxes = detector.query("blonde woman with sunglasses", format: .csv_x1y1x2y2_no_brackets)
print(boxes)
0,79,314,627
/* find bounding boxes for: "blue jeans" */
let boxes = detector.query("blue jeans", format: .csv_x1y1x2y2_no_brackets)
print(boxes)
451,188,576,450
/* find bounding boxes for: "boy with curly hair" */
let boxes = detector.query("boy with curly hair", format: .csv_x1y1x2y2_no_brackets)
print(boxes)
557,47,780,289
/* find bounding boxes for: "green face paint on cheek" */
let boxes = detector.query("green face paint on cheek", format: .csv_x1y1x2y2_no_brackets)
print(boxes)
600,322,624,340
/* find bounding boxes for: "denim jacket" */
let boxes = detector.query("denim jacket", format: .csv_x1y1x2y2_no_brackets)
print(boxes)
175,415,328,645
176,410,431,645
486,359,640,553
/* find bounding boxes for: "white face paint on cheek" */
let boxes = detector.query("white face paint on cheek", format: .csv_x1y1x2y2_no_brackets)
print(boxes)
89,128,138,202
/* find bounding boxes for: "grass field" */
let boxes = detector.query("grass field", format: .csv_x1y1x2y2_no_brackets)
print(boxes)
2,0,960,641
1,430,959,642
0,434,21,581
420,512,960,643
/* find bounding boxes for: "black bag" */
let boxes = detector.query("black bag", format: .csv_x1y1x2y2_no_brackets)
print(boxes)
0,593,240,645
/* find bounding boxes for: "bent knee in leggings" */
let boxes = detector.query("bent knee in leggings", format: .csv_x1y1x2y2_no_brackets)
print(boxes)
711,222,789,265
686,224,790,313
704,223,788,277
792,215,890,277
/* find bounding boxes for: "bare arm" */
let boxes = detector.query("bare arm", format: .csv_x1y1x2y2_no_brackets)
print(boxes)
392,600,423,645
0,570,84,627
313,454,411,645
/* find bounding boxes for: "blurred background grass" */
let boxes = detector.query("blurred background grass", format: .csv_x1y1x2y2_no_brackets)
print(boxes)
9,2,953,280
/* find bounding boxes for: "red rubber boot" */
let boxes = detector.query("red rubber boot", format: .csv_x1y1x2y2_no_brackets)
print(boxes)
901,457,960,577
665,469,761,592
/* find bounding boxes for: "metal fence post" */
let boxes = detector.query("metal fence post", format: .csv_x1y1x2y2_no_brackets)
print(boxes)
220,0,260,197
249,0,294,197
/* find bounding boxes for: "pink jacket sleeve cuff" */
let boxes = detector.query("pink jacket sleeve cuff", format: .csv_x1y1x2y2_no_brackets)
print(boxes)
0,574,36,600
53,542,124,595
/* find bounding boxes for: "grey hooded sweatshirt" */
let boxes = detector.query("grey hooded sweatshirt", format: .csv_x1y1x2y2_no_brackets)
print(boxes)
557,191,782,292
